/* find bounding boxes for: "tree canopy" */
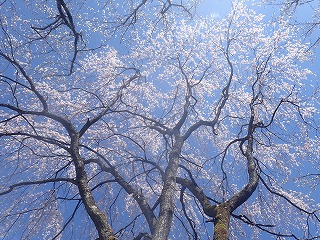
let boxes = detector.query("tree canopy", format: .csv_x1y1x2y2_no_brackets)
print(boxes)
0,0,320,239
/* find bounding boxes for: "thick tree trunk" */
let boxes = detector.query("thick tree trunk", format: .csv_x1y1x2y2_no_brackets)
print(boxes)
77,177,117,240
152,135,183,240
213,205,231,240
70,133,117,240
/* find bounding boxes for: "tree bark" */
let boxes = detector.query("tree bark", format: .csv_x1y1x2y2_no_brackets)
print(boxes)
152,134,183,240
214,204,231,240
70,133,117,240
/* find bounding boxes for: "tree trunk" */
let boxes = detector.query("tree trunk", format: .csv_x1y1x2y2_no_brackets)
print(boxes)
213,205,231,240
152,135,183,240
70,133,117,240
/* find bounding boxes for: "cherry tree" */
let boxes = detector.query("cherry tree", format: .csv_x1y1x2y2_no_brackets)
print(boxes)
0,0,320,239
265,0,320,47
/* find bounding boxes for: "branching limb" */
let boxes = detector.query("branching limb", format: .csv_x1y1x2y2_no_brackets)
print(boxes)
82,146,157,234
179,186,198,239
0,53,48,111
0,178,76,196
56,0,80,74
79,69,141,137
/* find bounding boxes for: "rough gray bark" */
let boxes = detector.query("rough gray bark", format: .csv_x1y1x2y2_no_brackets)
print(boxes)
213,204,231,240
152,134,183,240
69,132,117,240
